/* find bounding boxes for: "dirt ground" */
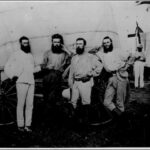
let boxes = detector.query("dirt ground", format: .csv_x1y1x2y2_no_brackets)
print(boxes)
0,80,150,148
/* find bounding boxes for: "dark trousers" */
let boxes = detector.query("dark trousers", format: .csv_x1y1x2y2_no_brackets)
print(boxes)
43,69,62,105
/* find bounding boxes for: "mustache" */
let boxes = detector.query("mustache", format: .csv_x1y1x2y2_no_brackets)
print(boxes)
76,47,84,54
21,45,31,53
103,44,113,53
51,45,63,54
138,48,142,52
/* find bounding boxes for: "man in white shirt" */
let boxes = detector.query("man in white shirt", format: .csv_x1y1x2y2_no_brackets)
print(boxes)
5,36,40,132
68,38,103,109
96,36,131,118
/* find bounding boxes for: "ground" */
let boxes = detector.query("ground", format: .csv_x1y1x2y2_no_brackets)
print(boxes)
0,80,150,147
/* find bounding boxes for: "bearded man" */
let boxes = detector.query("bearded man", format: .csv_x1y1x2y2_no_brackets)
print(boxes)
41,34,71,103
5,36,41,132
68,38,103,109
96,36,132,118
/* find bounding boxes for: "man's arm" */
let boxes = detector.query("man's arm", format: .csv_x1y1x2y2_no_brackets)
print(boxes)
59,53,70,72
61,44,72,56
118,52,135,72
139,51,146,61
62,53,75,79
95,51,104,62
4,54,16,79
89,46,102,54
91,54,103,77
4,51,23,79
40,50,49,70
68,57,75,88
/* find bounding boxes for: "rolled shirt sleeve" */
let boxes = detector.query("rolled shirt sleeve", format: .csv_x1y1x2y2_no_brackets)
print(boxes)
90,54,103,77
96,49,126,72
4,51,24,79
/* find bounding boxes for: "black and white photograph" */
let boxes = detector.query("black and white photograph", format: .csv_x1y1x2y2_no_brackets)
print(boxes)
0,0,150,148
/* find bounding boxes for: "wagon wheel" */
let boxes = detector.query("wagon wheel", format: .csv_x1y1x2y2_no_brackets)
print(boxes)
0,78,17,125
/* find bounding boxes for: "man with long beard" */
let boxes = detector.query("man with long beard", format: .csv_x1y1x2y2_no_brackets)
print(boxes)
5,36,41,132
41,34,71,104
68,38,103,109
96,36,132,119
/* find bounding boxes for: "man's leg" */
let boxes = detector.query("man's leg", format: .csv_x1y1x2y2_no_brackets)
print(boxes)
103,76,117,111
139,62,145,88
116,79,128,112
71,82,80,109
43,70,62,102
115,79,131,129
134,62,140,88
77,81,92,124
16,83,29,128
78,81,92,105
25,84,35,127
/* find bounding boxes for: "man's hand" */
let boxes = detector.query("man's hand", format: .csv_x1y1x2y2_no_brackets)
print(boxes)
61,44,71,55
34,65,41,73
81,76,91,82
127,55,136,65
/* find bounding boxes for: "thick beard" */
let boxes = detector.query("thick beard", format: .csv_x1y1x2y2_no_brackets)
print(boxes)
21,45,31,53
137,48,142,52
76,47,84,55
51,45,63,54
103,44,113,53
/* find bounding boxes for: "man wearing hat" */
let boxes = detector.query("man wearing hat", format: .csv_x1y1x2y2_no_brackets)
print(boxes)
134,44,146,89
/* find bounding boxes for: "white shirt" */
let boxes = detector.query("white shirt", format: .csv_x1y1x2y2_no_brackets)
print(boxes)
70,53,102,78
96,49,129,72
43,50,68,71
68,52,103,87
5,50,35,84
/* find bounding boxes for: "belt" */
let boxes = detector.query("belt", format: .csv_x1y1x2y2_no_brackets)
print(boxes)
111,71,116,74
116,71,128,81
74,76,91,82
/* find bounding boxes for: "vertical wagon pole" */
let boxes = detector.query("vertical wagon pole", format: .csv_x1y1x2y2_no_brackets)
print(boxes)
0,66,4,96
135,21,144,46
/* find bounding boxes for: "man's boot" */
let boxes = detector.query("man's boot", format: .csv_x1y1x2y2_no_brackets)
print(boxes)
112,108,122,117
118,111,131,129
82,104,91,125
110,108,122,129
76,104,90,125
112,108,130,129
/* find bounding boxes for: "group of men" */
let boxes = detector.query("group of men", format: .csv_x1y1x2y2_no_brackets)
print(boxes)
4,33,145,132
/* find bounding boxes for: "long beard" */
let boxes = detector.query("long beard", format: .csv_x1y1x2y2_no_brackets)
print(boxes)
51,45,63,54
76,47,84,55
103,44,113,53
21,45,31,53
138,48,142,52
